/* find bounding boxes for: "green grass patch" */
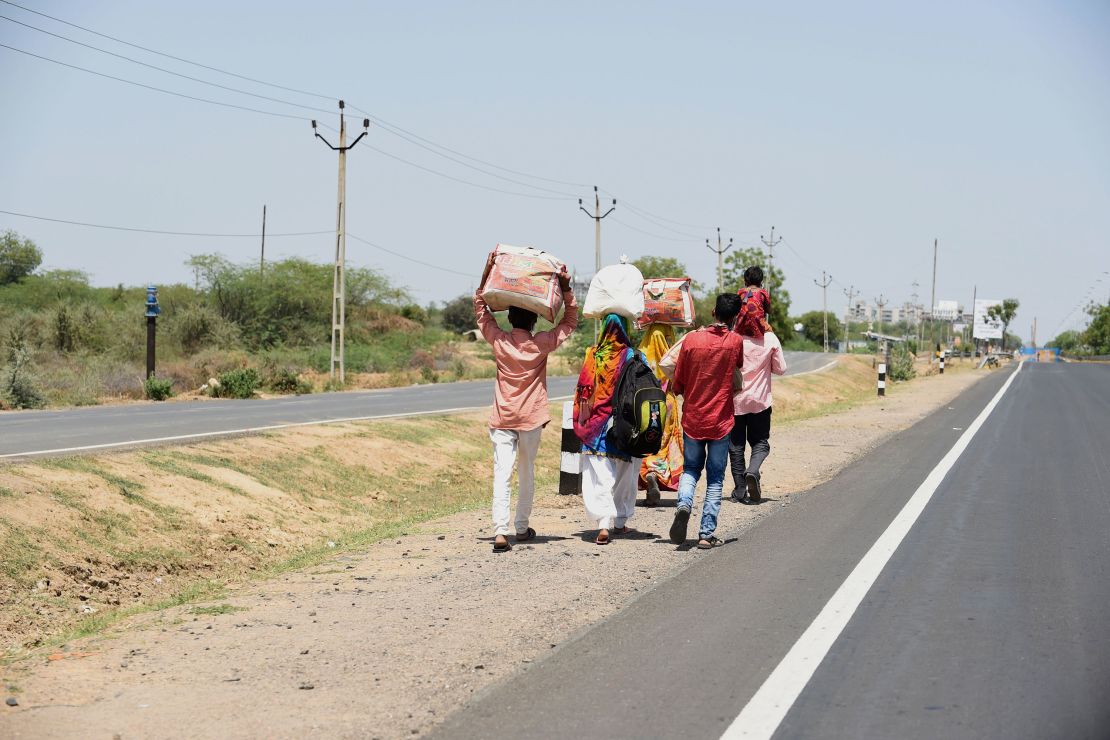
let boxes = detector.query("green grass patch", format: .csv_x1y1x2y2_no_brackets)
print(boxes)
0,521,43,587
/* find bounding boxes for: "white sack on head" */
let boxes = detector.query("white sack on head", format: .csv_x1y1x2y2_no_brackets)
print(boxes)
583,256,645,319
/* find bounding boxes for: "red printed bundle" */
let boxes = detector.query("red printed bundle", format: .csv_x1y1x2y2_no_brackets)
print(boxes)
479,244,567,322
637,278,695,328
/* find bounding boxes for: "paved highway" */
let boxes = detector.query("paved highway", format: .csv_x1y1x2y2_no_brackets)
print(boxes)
0,351,833,459
430,362,1110,740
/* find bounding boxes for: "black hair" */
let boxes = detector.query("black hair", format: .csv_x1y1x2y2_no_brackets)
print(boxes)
508,306,538,331
744,265,764,287
714,293,743,326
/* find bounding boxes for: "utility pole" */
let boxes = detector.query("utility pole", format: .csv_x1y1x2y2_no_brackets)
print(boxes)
814,271,833,352
312,101,370,383
930,238,938,349
761,226,782,293
842,285,859,353
911,280,922,350
875,294,888,336
260,204,266,275
706,227,734,294
579,185,615,337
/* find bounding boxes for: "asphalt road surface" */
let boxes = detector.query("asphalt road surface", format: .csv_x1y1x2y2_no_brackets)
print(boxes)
430,362,1110,740
0,351,831,459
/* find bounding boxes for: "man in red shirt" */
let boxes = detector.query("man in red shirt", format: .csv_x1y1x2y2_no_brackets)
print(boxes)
669,293,744,548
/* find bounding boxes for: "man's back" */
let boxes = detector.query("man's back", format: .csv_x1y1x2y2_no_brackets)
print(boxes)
734,331,787,415
673,325,743,440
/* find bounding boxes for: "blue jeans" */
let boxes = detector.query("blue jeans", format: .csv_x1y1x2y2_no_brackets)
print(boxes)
677,433,730,539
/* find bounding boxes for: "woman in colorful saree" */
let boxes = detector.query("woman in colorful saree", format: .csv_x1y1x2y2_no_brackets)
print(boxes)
573,314,638,545
637,323,684,505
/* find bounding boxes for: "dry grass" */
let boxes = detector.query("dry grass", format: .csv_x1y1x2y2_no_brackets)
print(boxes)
0,411,563,659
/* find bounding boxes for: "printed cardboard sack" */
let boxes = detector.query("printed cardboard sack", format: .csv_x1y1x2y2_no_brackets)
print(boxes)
638,277,695,328
479,244,566,322
583,258,645,319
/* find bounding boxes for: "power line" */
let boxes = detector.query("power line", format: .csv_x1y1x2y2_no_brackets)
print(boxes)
0,13,336,116
347,233,471,278
0,42,308,121
609,216,696,243
357,144,570,201
363,120,577,197
0,208,330,237
0,0,335,101
349,105,588,189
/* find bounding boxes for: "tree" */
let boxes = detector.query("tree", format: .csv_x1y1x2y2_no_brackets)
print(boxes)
442,294,475,334
797,310,842,346
0,231,42,285
720,246,793,340
986,299,1019,351
1049,329,1083,353
1081,303,1110,354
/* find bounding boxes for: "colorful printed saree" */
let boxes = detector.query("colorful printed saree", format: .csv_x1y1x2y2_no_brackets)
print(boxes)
574,314,634,458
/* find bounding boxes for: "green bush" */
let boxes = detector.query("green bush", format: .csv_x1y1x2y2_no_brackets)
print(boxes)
210,368,261,399
888,343,916,381
1,335,45,409
267,367,312,395
143,376,174,401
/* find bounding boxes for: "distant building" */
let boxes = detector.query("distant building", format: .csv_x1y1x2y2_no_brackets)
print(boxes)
933,300,960,321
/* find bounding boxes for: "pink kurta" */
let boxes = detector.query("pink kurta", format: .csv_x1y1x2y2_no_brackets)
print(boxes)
474,291,578,430
733,331,788,415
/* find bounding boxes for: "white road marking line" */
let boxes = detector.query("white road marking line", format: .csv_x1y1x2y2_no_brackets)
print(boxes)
722,362,1023,740
1,393,578,459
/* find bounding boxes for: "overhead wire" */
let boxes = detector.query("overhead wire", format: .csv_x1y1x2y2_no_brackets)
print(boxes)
0,209,474,278
0,13,336,116
0,208,330,237
0,0,335,101
356,145,570,201
346,233,472,278
609,216,698,244
0,43,309,121
349,105,588,189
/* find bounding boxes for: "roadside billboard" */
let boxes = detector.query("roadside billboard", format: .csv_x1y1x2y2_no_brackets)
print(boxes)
933,300,959,321
973,299,1003,339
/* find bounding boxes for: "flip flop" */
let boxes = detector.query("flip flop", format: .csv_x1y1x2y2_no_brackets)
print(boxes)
515,527,536,542
595,530,610,545
492,539,512,553
611,526,632,536
696,536,723,549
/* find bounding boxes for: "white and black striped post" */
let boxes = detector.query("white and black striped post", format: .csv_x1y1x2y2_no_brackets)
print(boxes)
939,350,946,374
559,401,582,495
877,361,887,397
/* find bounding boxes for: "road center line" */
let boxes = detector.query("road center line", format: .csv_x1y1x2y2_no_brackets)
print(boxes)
721,362,1024,740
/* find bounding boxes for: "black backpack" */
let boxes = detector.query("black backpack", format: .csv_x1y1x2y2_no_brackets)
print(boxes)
606,353,668,457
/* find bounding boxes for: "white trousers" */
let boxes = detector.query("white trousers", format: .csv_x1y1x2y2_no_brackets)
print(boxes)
582,454,637,530
489,426,544,537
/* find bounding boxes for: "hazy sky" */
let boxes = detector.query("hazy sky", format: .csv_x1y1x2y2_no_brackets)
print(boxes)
2,0,1108,341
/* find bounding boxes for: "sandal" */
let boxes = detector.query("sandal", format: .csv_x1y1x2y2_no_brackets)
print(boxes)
611,526,632,536
515,527,536,542
696,536,723,549
595,529,610,545
492,538,512,553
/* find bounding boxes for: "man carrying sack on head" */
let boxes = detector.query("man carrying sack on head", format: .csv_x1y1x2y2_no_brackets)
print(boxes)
475,252,578,553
